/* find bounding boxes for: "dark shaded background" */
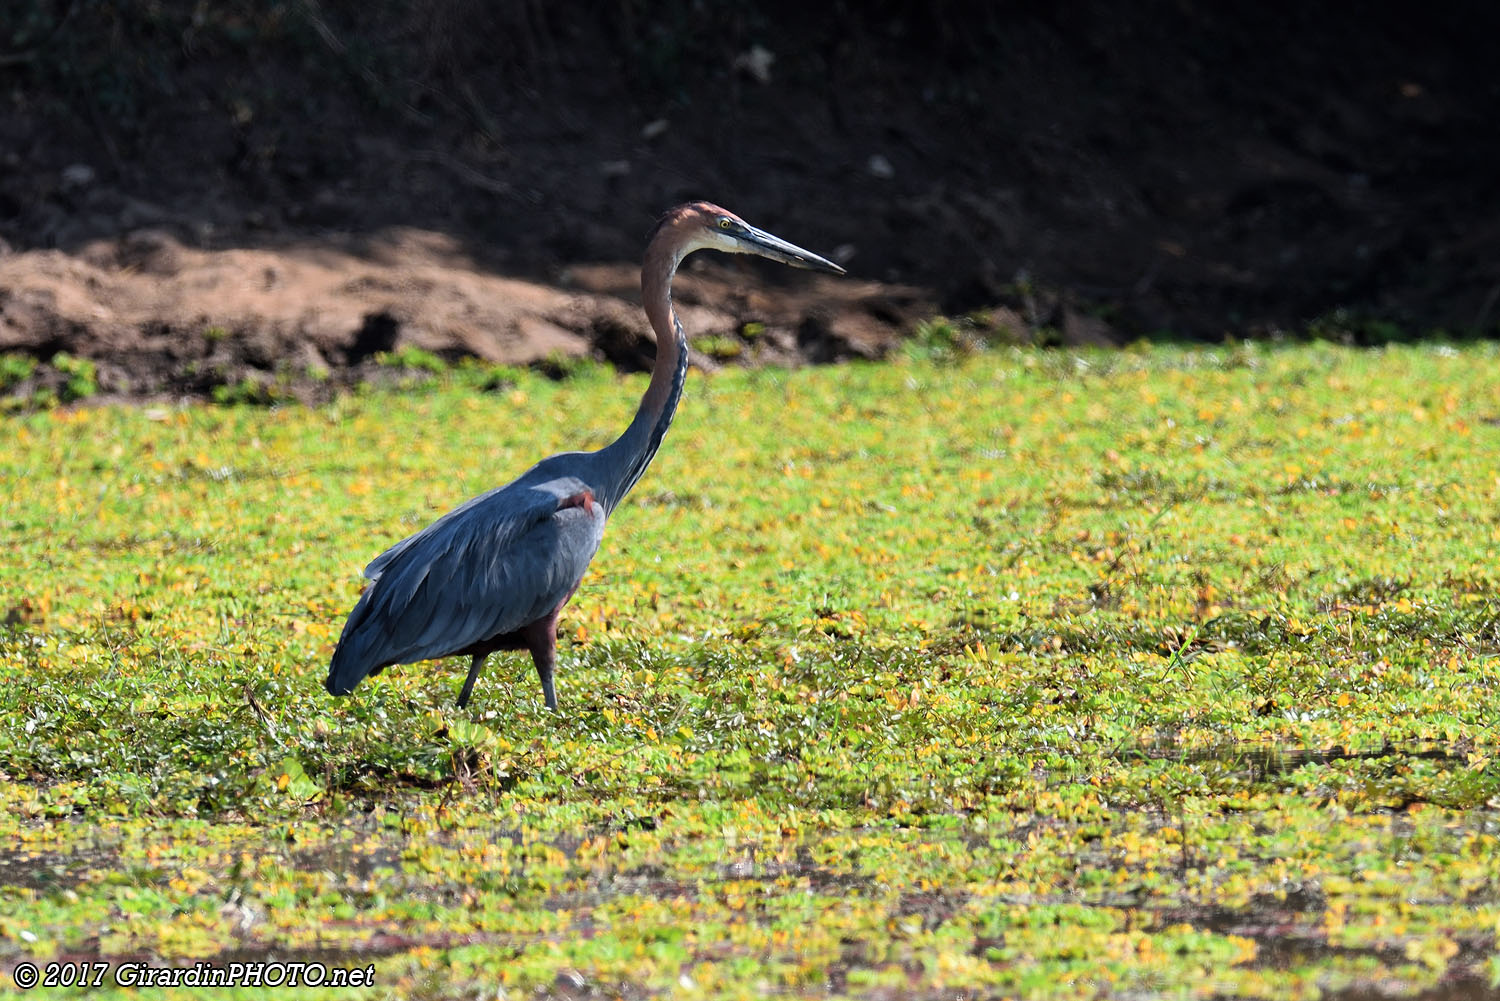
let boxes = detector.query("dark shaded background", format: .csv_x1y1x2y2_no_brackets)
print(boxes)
2,0,1498,344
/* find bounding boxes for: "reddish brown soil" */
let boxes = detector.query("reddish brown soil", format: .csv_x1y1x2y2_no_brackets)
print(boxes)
0,2,1496,400
0,225,926,400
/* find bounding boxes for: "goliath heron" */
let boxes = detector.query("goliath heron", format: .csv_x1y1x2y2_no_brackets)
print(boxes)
325,202,843,709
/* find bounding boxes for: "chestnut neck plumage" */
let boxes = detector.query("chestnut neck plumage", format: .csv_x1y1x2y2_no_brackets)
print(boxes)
595,229,691,513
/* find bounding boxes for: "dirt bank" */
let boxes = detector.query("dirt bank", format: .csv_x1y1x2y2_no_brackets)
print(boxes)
1,2,1496,401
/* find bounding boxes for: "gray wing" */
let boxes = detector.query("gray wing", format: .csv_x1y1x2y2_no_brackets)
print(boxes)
328,475,606,690
363,477,552,582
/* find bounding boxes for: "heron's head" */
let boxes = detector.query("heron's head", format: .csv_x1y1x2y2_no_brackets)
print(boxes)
656,201,845,274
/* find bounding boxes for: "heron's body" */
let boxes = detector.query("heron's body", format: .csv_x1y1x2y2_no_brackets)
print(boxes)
326,202,842,709
327,465,606,709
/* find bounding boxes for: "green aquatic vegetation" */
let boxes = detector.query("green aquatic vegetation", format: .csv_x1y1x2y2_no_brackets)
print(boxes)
50,352,98,403
374,347,448,374
692,335,743,361
1,341,1500,998
0,354,37,393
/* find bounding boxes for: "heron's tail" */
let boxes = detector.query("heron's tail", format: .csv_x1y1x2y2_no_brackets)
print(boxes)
325,638,368,696
325,590,381,696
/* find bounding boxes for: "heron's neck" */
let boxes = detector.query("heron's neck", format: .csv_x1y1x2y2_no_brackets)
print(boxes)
597,239,688,512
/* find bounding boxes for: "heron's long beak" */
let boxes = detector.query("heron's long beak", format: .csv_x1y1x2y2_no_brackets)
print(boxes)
738,224,846,274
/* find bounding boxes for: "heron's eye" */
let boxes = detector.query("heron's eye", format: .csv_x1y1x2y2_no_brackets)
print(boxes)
718,218,733,230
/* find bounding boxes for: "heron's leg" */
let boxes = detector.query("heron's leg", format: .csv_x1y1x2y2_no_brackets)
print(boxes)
534,646,558,712
456,653,485,709
534,633,558,711
522,615,561,712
